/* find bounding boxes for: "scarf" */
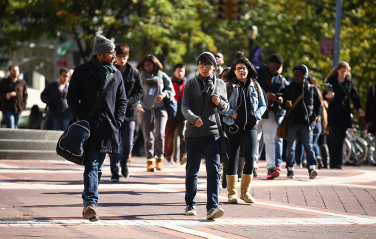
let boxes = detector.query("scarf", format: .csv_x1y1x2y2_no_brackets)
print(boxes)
90,55,115,86
196,70,215,97
141,69,163,85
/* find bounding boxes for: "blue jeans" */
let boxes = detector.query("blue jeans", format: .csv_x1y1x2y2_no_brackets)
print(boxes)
295,122,322,165
185,135,221,211
50,116,70,131
285,124,317,169
275,137,283,167
3,111,22,129
109,121,135,169
82,152,106,207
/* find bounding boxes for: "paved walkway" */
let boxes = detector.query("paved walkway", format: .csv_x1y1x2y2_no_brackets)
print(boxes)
1,157,376,238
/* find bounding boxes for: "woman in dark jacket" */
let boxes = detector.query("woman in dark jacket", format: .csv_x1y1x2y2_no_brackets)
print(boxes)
221,54,266,204
108,43,144,182
323,61,365,169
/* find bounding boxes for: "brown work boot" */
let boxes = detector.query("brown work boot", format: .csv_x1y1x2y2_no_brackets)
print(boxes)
147,160,155,172
156,156,164,171
82,205,100,222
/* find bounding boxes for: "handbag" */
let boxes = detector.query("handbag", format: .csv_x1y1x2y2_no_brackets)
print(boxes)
213,106,230,163
276,94,303,139
56,73,115,165
164,97,178,118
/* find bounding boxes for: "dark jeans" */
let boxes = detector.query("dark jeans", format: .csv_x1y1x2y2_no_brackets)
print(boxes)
82,152,106,207
295,122,322,165
3,111,22,129
109,120,135,169
330,127,347,168
50,116,70,131
224,125,257,175
285,124,317,169
318,134,330,168
185,135,221,211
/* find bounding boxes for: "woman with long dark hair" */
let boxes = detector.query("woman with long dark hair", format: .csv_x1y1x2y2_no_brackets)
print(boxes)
136,55,175,172
323,61,365,169
221,53,266,203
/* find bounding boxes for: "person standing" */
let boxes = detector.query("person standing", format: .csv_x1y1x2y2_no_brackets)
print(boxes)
67,34,127,222
221,54,266,204
137,55,175,172
279,64,322,179
366,83,376,135
108,43,143,182
182,52,229,220
40,68,71,131
323,61,365,169
165,63,187,164
256,54,286,179
0,65,28,129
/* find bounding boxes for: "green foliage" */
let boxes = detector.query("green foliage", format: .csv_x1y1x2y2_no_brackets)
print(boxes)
0,0,375,110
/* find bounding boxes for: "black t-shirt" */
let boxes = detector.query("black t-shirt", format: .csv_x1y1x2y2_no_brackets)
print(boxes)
294,85,306,124
235,80,257,130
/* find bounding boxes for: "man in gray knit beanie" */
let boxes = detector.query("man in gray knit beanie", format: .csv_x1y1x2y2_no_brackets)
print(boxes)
93,34,116,55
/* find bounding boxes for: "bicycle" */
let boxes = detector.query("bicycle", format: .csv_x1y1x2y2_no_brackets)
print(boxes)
342,126,368,166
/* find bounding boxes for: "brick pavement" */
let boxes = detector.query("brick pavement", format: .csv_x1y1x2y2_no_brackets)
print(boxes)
1,157,376,238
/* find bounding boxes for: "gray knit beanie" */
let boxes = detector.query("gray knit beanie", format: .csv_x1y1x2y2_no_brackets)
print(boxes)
92,34,116,55
196,52,217,67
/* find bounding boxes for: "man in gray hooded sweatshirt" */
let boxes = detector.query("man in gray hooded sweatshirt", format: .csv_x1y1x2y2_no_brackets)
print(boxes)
182,52,229,220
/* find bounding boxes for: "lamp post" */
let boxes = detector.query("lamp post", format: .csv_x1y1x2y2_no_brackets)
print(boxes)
247,25,258,61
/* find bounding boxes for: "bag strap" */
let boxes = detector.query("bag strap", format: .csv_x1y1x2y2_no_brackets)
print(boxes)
88,73,115,116
213,106,225,138
285,94,303,118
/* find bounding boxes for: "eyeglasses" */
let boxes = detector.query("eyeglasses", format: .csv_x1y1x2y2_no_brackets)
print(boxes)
105,51,116,57
116,55,129,59
198,63,213,69
235,67,248,72
144,64,154,69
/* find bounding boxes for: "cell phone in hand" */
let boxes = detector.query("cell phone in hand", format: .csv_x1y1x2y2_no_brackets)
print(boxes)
276,93,283,97
323,83,333,92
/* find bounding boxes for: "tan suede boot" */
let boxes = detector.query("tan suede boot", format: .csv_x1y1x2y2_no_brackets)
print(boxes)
156,156,164,171
147,160,155,172
240,174,255,203
226,175,238,203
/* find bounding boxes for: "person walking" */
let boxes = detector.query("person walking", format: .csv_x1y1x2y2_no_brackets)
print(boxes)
182,52,229,220
255,54,286,179
40,68,71,131
108,43,143,182
279,64,322,179
221,53,266,204
0,65,28,129
137,55,175,172
294,76,324,169
67,34,127,222
165,63,187,164
323,61,365,169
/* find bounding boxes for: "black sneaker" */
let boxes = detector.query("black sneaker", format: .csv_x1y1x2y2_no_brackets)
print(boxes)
287,169,295,178
185,205,196,216
207,208,224,220
253,168,258,178
120,160,130,178
110,167,119,182
266,168,280,179
309,169,318,179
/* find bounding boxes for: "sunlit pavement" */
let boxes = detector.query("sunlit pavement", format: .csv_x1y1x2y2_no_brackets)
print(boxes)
1,157,376,238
